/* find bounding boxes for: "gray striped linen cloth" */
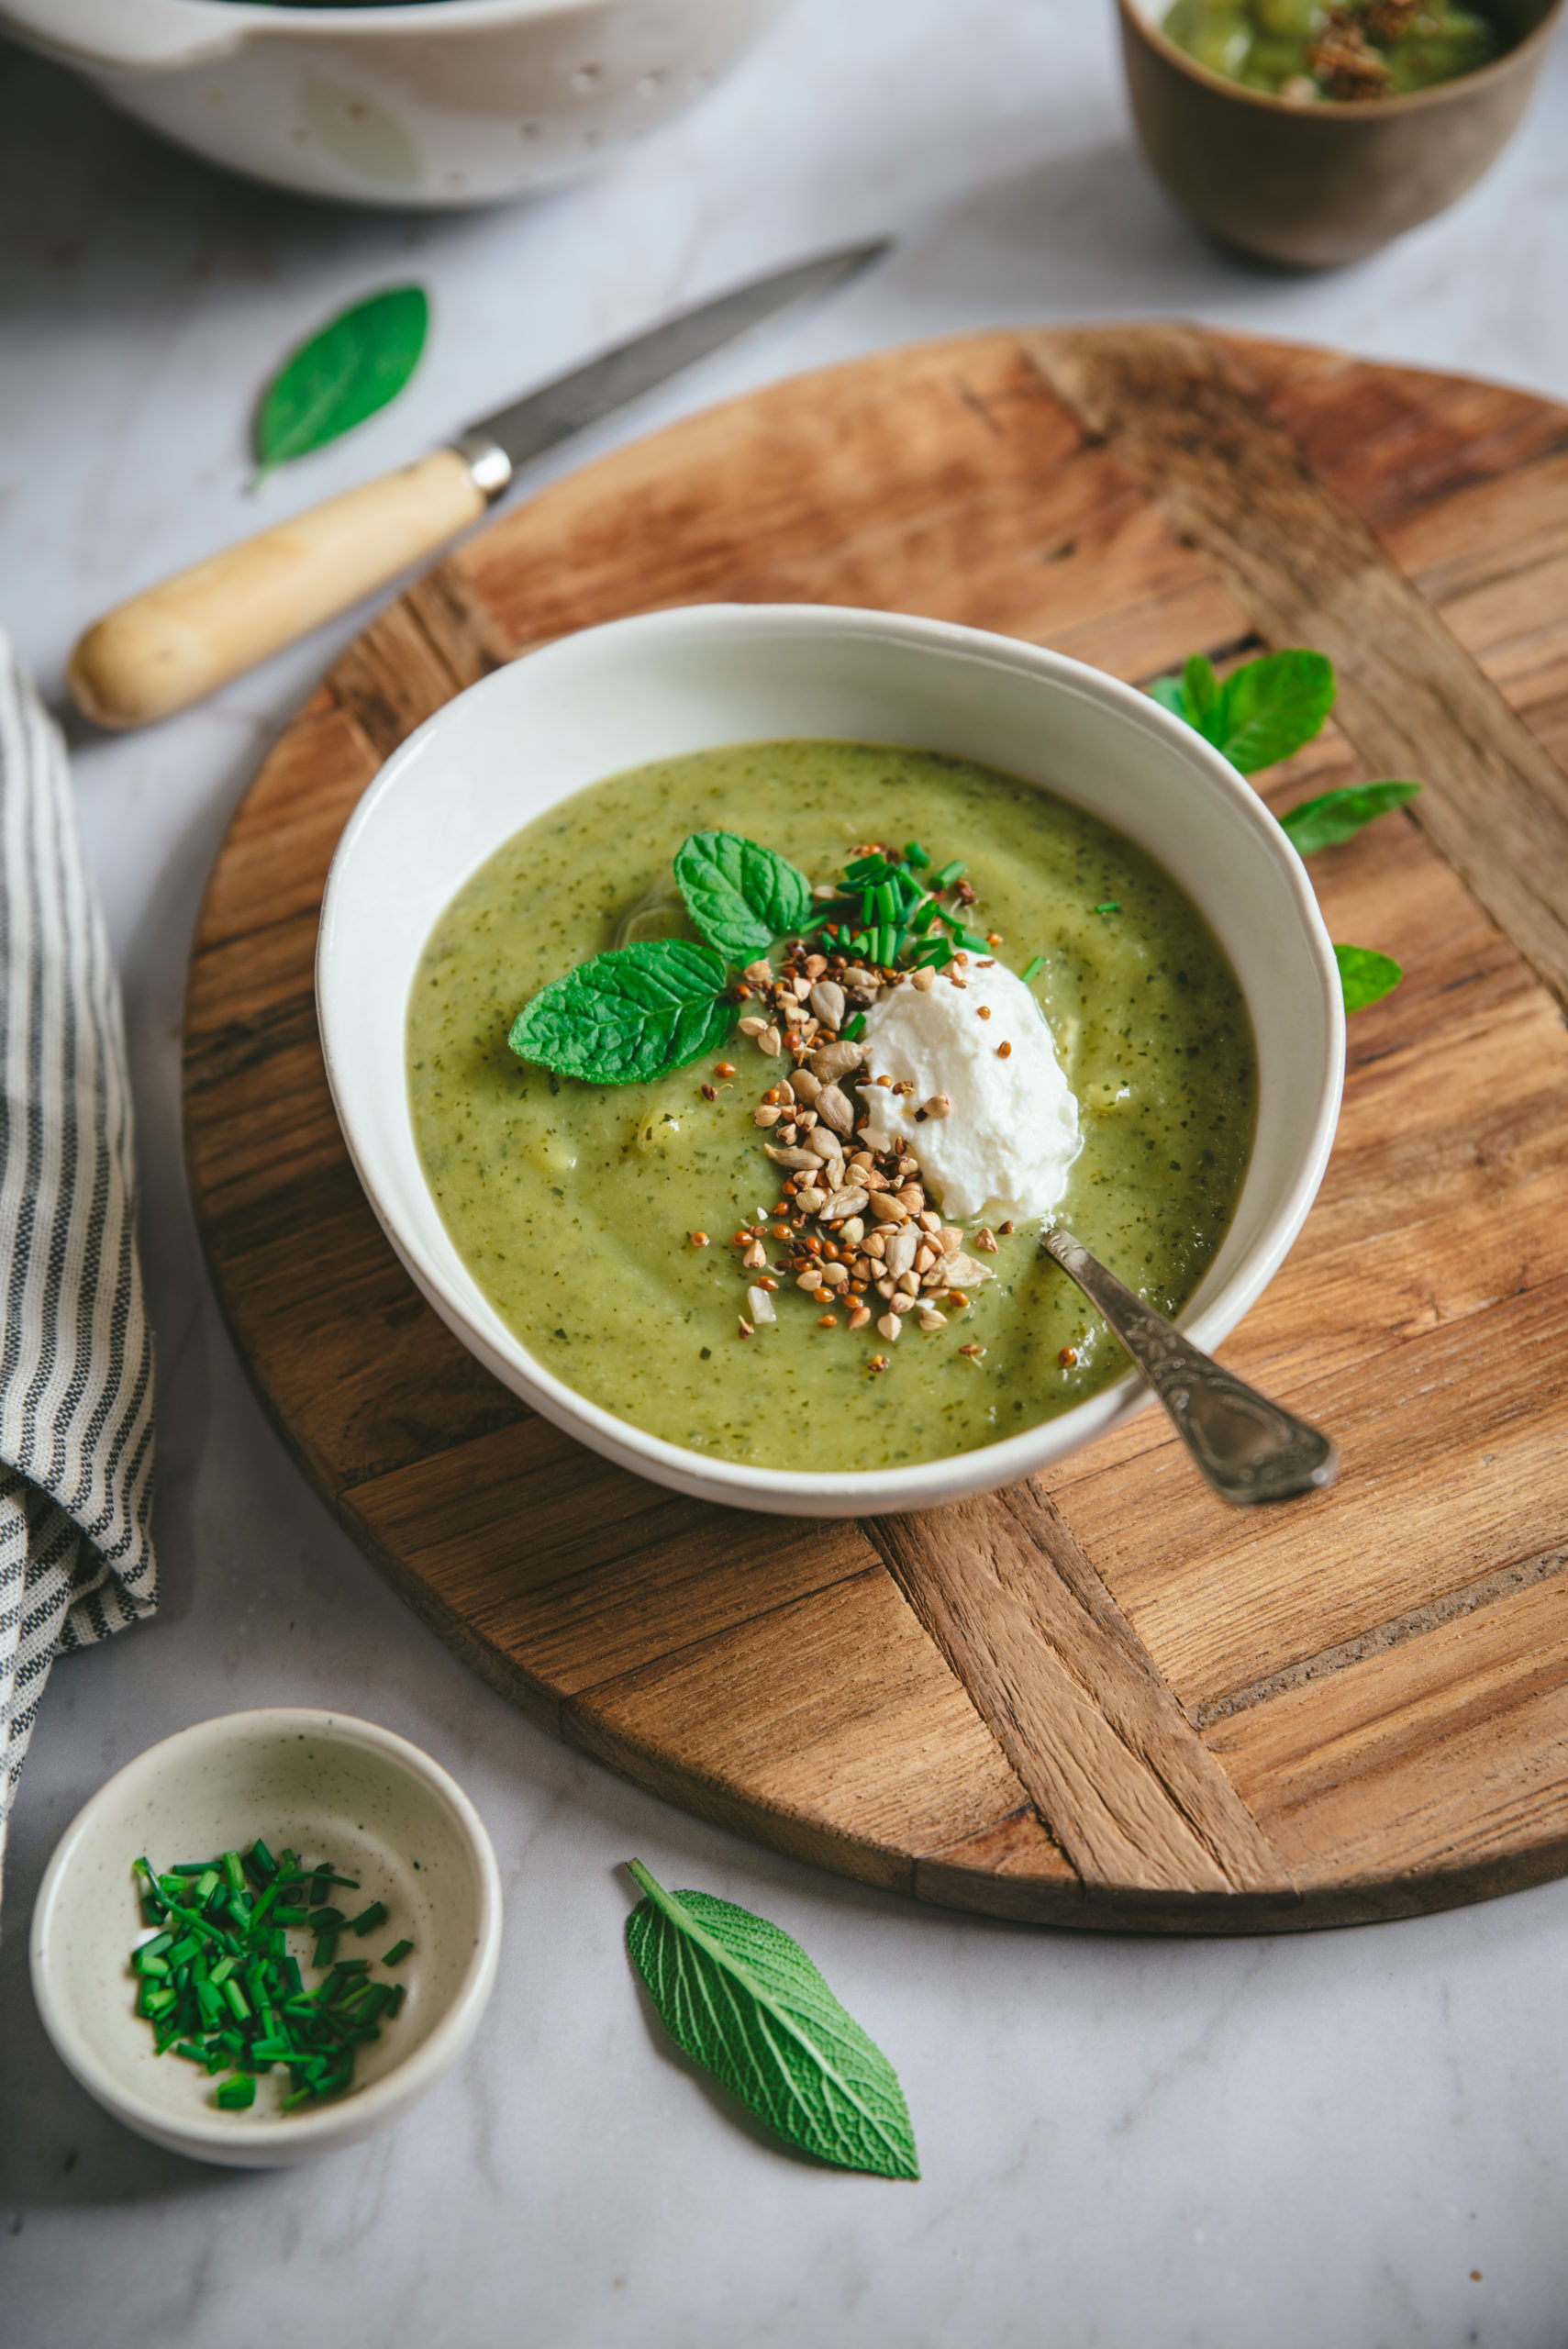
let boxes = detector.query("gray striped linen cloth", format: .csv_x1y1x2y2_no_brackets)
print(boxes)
0,631,156,1869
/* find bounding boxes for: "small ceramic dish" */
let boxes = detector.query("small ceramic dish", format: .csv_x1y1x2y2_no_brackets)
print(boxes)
1118,0,1565,268
30,1709,503,2168
317,601,1344,1519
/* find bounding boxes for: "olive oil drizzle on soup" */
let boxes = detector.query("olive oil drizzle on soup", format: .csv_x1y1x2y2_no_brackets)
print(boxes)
406,742,1257,1472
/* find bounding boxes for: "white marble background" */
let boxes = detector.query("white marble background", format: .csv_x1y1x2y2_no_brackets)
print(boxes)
5,4,1568,2343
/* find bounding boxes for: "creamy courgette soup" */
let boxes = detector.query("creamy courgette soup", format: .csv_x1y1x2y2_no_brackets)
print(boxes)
406,741,1257,1471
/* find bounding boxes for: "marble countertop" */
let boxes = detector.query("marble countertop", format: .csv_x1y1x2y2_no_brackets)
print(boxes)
6,5,1568,2342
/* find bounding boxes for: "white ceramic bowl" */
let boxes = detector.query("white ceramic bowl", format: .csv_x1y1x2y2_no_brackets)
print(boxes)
30,1709,503,2168
0,0,788,209
317,602,1344,1518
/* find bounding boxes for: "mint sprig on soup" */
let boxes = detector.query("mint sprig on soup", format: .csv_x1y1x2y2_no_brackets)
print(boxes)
407,741,1257,1465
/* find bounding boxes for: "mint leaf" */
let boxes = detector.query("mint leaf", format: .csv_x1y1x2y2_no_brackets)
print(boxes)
673,831,812,962
1183,652,1222,737
1335,942,1403,1013
1213,650,1335,774
507,941,731,1084
1148,674,1189,720
1280,779,1421,856
254,285,428,482
625,1860,919,2179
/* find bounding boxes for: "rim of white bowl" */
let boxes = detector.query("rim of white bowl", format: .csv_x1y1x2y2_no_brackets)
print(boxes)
29,1709,504,2158
317,602,1345,1518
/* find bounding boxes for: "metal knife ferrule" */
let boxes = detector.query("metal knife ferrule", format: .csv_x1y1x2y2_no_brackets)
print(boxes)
452,431,515,503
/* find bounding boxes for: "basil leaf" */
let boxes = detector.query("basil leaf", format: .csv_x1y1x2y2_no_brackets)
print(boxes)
254,285,428,480
1213,650,1336,774
625,1861,919,2179
1280,779,1421,856
1182,652,1222,737
673,831,813,962
1335,942,1403,1013
507,941,731,1085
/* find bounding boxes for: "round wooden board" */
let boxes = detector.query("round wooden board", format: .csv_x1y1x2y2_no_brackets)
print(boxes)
185,327,1568,1932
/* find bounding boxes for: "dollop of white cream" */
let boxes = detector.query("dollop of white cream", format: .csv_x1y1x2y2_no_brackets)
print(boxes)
859,960,1080,1223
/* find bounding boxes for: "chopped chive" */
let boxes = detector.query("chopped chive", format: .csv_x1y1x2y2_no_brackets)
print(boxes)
930,859,966,891
840,1013,866,1043
350,1901,389,1939
1020,954,1046,984
195,1867,220,1909
382,1939,414,1967
215,2075,256,2111
250,1839,277,1880
1094,901,1120,915
223,1978,251,2023
387,1983,406,2020
313,1932,339,1972
222,1851,246,1895
308,1907,347,1932
903,841,929,867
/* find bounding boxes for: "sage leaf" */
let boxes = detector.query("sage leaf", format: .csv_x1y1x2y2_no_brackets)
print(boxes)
1335,942,1403,1013
254,285,428,481
624,1860,919,2179
507,941,731,1084
673,831,813,963
1211,649,1336,774
1280,779,1421,856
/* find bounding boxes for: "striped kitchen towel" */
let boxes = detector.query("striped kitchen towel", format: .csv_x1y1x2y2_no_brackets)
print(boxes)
0,632,156,1868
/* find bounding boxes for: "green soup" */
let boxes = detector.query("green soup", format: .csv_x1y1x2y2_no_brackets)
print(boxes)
1162,0,1498,97
406,742,1257,1472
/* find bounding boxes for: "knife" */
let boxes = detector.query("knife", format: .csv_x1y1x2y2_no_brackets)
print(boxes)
67,240,889,732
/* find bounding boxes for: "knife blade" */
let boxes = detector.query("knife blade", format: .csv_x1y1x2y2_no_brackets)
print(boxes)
451,239,891,492
67,239,890,731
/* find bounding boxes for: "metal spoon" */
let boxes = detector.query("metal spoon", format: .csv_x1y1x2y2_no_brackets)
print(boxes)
1041,1227,1337,1506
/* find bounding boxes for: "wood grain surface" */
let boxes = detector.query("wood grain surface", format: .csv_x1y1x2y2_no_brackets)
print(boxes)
184,327,1568,1931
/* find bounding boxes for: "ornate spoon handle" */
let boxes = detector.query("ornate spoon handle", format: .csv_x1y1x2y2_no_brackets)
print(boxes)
1042,1227,1338,1506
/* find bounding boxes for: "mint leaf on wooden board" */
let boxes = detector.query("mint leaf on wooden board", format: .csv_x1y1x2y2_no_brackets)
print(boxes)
1149,648,1335,774
624,1861,919,2179
673,831,813,963
254,285,428,482
507,941,731,1084
1182,651,1222,734
1280,779,1421,856
1335,943,1404,1013
1211,649,1335,774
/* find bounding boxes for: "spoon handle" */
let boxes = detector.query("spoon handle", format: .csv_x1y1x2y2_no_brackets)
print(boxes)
1041,1228,1338,1506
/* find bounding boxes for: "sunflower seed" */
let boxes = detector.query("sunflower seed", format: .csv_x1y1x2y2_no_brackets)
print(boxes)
819,1261,850,1288
820,1187,870,1222
795,1270,825,1293
752,1105,783,1128
811,1040,864,1082
840,1215,866,1245
765,1145,818,1170
738,1016,767,1036
758,1026,782,1056
939,1227,963,1255
743,1240,766,1270
869,1194,908,1224
795,1186,827,1214
743,960,773,985
814,1084,854,1137
883,1225,919,1280
917,1308,947,1330
747,1286,776,1324
876,1313,902,1342
808,980,846,1030
806,1128,841,1163
791,1068,822,1104
944,1252,994,1286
